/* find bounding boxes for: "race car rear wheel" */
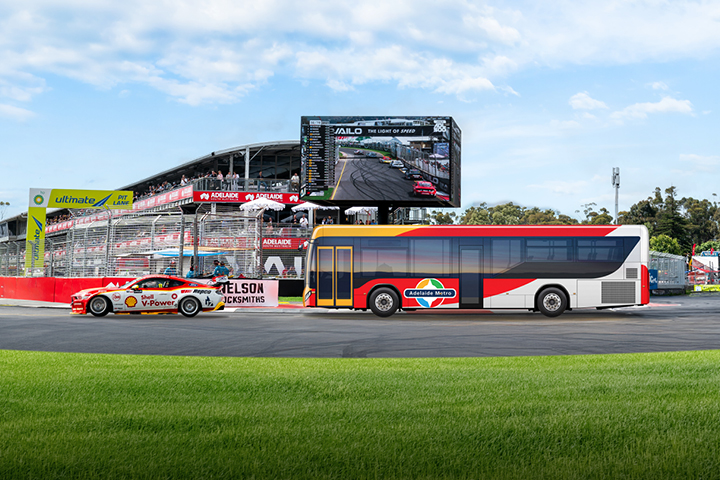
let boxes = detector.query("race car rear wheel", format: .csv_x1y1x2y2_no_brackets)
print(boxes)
179,297,201,317
88,296,111,317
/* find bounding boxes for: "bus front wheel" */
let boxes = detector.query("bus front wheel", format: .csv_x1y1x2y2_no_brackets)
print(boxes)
537,288,567,317
369,288,399,317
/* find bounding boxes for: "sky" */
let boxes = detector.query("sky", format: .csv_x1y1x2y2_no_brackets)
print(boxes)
1,0,719,222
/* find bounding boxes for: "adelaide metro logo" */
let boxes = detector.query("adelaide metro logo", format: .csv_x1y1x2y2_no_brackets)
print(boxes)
404,278,456,308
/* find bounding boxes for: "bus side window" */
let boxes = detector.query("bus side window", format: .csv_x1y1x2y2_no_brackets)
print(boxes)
411,239,451,276
491,239,522,274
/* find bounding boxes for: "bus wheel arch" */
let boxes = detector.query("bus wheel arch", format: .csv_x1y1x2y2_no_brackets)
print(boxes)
368,285,401,317
535,285,570,317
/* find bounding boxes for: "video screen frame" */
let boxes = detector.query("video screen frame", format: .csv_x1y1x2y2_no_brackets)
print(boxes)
300,116,460,207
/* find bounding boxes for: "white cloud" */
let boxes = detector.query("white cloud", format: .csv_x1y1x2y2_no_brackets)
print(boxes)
649,81,669,90
569,92,608,110
1,1,720,106
464,13,521,45
679,154,720,172
611,96,693,120
550,119,581,129
0,103,35,121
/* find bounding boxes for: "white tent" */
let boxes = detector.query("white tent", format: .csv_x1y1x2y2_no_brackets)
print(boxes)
291,201,339,212
345,206,378,215
238,197,285,212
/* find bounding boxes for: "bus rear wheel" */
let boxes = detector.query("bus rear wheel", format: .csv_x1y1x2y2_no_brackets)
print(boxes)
369,288,399,317
537,288,567,317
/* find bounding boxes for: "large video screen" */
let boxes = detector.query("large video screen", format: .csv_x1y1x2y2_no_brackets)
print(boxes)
300,116,460,207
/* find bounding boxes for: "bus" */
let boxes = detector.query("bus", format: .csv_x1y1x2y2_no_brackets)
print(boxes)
303,224,649,317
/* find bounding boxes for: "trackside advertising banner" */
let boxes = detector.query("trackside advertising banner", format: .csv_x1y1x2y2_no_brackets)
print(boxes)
25,188,134,276
24,207,47,274
30,188,134,209
198,279,279,307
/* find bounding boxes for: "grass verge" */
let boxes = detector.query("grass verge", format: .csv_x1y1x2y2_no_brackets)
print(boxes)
279,296,302,303
1,350,719,479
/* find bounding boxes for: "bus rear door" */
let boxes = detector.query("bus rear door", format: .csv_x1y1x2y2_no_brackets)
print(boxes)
316,246,354,307
459,245,483,308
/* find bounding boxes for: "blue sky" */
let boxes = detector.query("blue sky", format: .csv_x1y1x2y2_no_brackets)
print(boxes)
1,0,719,221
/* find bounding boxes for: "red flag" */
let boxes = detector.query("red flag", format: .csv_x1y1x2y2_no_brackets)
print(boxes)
712,247,715,254
692,244,696,256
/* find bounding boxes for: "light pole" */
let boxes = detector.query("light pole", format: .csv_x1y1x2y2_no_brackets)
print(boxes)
612,168,620,225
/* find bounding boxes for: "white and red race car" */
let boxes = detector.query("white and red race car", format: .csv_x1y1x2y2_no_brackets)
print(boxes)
71,275,225,317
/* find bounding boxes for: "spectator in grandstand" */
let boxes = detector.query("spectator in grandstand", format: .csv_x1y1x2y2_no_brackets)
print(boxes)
180,175,188,186
286,265,297,277
290,172,300,192
300,215,309,229
258,171,268,191
164,260,177,276
213,261,230,277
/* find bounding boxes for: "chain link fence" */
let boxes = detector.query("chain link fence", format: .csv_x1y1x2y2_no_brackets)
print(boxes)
2,209,311,279
649,250,688,293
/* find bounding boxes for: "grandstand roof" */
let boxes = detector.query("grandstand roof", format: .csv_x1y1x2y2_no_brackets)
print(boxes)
119,140,300,191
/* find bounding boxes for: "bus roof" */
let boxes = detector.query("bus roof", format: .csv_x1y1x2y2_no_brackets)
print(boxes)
311,224,647,240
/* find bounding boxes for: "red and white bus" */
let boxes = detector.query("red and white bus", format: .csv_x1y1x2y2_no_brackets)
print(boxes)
303,225,649,317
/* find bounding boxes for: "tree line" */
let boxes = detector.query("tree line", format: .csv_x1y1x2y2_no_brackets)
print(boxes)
429,186,720,256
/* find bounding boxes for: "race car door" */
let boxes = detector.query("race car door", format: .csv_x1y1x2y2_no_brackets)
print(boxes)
126,277,173,311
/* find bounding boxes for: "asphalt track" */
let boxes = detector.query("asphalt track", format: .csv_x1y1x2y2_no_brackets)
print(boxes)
330,150,439,203
2,294,720,357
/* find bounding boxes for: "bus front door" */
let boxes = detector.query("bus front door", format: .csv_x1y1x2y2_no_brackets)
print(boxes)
316,246,353,307
459,246,483,308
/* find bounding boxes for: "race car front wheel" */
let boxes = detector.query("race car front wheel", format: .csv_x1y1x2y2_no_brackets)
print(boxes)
179,297,201,317
88,296,111,317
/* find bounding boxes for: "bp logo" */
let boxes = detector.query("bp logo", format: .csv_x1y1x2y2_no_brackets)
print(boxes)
33,195,44,205
404,278,456,308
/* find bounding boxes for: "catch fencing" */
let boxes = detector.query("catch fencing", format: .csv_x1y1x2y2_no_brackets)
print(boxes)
649,250,688,293
0,210,310,279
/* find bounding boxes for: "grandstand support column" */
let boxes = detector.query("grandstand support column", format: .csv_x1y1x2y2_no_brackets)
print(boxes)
378,203,390,225
245,147,250,180
104,207,112,276
68,224,75,277
178,212,185,275
193,214,199,275
229,154,234,176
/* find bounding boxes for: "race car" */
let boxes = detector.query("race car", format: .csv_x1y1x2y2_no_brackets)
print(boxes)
413,181,437,197
71,274,225,317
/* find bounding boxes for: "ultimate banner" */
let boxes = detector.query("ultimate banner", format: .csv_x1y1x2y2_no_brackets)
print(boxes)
24,188,134,275
30,188,134,209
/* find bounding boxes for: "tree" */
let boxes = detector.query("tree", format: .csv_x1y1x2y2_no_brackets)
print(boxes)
0,201,8,220
459,202,578,225
697,240,720,254
522,207,578,225
650,234,683,255
428,210,457,225
655,186,689,249
680,196,718,246
459,203,492,225
578,203,613,224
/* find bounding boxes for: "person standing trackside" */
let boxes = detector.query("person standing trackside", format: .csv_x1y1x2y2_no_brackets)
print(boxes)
164,260,177,276
213,261,230,277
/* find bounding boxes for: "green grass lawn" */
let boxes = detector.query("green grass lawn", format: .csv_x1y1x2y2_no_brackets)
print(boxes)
1,350,719,479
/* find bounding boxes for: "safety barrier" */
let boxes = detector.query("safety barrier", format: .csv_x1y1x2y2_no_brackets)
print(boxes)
0,276,134,303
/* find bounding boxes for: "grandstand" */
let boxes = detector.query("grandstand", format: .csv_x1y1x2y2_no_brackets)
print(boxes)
0,141,313,285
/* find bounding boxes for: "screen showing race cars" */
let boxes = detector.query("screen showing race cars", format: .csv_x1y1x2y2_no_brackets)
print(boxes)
300,116,460,207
